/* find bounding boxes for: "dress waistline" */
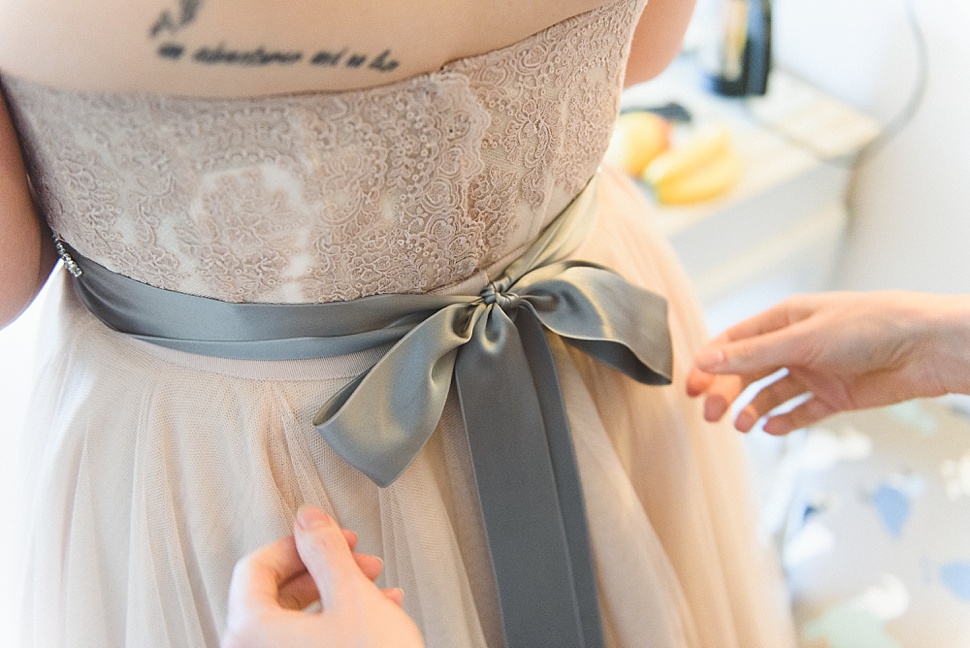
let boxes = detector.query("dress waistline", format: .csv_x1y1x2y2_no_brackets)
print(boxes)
59,175,673,648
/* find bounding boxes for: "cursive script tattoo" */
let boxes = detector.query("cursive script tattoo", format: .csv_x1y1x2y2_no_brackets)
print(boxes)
151,0,204,39
156,42,401,73
147,0,401,74
193,43,303,65
310,49,399,72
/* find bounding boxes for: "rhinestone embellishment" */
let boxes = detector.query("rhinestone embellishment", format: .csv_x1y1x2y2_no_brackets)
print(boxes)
53,237,83,278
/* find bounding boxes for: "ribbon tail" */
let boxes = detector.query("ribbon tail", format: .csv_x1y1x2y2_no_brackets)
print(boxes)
454,306,603,648
515,310,606,648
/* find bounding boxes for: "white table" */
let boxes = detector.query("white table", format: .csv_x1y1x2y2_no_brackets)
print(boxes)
623,57,881,333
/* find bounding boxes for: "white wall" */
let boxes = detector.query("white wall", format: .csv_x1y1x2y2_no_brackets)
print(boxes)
771,0,970,293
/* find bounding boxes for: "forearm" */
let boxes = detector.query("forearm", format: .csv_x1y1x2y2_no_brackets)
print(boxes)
0,204,55,328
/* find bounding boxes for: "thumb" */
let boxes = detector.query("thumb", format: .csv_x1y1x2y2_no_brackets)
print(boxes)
294,505,368,610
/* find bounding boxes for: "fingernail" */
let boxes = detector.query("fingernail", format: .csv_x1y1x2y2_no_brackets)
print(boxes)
296,505,332,530
763,418,791,436
695,348,725,369
704,397,726,422
735,411,756,433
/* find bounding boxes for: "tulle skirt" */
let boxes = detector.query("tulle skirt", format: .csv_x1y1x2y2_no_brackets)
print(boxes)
17,167,796,647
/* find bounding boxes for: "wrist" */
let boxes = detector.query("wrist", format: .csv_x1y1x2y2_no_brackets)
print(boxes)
924,294,970,396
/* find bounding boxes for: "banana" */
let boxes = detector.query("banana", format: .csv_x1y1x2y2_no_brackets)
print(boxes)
641,124,740,204
650,148,741,205
641,125,731,185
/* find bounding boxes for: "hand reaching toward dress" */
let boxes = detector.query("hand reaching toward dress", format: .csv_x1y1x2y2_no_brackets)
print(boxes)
223,505,425,648
686,291,970,435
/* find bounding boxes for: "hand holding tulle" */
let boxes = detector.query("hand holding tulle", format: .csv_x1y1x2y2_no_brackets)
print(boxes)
223,505,425,648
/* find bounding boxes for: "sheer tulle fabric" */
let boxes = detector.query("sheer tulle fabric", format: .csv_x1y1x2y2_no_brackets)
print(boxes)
19,168,795,647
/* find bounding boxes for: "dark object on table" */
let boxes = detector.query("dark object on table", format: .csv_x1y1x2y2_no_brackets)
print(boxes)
619,101,693,123
704,0,771,97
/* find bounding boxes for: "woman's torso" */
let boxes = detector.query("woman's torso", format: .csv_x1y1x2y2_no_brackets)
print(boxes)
1,0,645,303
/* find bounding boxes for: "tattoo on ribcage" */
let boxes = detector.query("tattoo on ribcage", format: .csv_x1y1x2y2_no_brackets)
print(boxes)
148,0,401,74
150,0,204,39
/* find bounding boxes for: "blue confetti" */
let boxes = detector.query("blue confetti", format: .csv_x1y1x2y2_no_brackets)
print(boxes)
940,562,970,602
872,485,910,537
801,503,821,526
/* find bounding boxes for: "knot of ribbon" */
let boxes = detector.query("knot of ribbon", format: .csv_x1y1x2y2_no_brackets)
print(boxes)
479,277,521,311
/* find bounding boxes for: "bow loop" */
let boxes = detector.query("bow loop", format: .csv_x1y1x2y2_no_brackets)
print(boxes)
517,261,673,385
312,302,484,487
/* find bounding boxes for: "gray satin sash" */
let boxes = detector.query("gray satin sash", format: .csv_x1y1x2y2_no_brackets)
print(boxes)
62,177,673,648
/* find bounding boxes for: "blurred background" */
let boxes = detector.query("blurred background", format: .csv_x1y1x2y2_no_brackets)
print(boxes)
769,0,969,296
622,0,969,327
1,0,968,644
616,0,970,644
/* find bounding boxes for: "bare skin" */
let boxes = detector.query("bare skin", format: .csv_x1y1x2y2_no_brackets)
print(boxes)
224,506,424,648
0,0,692,97
0,0,695,330
687,291,970,435
0,92,56,327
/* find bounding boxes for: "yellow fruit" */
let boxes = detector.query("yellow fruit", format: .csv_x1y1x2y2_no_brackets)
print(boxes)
651,149,741,205
641,124,732,187
603,112,671,177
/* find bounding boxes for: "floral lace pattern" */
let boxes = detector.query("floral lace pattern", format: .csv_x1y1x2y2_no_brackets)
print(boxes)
3,0,644,303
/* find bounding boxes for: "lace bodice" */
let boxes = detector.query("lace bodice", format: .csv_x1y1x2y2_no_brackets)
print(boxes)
3,0,644,303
